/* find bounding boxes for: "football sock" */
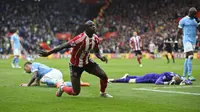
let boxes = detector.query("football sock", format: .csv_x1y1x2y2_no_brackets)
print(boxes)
165,55,169,62
63,82,90,87
187,58,192,77
12,56,17,64
100,76,108,93
15,57,19,66
56,81,63,88
183,59,188,77
137,57,141,64
172,55,175,63
62,86,75,95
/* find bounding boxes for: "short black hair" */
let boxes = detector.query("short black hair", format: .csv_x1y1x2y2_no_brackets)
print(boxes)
24,62,32,67
10,27,17,33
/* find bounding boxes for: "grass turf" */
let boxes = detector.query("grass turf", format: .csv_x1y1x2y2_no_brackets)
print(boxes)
0,58,200,112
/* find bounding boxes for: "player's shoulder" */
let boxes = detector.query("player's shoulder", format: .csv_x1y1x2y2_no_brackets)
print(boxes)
11,33,17,38
75,32,85,38
130,37,134,40
93,34,100,42
181,16,190,21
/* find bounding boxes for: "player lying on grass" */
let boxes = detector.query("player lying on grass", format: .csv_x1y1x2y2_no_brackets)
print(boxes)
108,72,192,85
21,62,90,87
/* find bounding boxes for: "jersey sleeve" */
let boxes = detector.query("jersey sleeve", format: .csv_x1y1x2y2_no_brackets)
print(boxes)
31,63,39,72
94,36,100,50
129,38,133,47
68,33,84,47
10,35,14,42
155,75,168,85
178,18,185,29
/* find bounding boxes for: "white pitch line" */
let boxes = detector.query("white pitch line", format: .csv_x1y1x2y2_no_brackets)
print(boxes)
132,88,200,96
153,85,200,89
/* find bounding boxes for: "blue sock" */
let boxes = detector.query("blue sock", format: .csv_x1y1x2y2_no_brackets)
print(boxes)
183,59,188,77
15,57,19,66
12,56,17,64
187,58,192,77
64,82,72,87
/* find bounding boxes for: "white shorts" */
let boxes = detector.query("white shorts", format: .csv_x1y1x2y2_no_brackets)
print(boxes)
183,42,195,53
13,49,21,56
41,68,63,82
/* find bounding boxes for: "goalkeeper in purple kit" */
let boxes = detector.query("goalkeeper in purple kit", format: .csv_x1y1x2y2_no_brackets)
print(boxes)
108,72,192,85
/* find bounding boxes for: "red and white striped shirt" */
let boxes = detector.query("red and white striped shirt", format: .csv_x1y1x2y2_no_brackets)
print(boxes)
68,32,99,67
129,36,141,51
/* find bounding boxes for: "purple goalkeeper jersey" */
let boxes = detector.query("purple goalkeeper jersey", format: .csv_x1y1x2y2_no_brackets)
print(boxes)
111,72,192,85
134,72,177,85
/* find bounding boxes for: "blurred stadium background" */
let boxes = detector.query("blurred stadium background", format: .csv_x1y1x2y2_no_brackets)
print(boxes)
0,0,200,112
0,0,200,59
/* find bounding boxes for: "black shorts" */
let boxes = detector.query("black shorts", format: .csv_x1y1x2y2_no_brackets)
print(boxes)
150,52,154,55
164,47,172,53
69,60,99,77
134,50,142,56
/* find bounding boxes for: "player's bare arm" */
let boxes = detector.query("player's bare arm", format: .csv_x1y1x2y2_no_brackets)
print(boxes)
94,48,108,63
198,23,200,32
27,71,38,86
10,40,14,51
31,78,40,86
176,28,183,40
39,42,72,57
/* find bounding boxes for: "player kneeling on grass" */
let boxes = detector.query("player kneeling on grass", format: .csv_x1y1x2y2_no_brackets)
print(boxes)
20,62,90,87
39,20,113,98
108,72,192,85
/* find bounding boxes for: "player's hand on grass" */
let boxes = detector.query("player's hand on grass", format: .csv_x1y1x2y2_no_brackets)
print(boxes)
20,83,28,87
101,56,108,63
169,80,176,85
39,50,50,57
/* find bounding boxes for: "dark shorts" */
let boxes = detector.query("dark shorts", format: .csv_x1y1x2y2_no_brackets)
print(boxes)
150,52,154,55
164,47,172,53
69,60,99,77
134,50,142,56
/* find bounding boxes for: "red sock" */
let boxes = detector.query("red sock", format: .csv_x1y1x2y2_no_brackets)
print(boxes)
62,86,75,95
100,77,108,93
137,57,141,64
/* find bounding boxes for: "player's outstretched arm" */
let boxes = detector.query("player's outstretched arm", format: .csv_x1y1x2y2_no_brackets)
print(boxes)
176,28,183,40
198,23,200,32
27,72,38,86
39,42,72,57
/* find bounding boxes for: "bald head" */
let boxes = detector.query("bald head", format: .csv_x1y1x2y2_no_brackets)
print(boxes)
84,20,96,37
85,20,94,26
188,7,197,18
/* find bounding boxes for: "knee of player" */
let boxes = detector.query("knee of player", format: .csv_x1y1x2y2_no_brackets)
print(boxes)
100,74,108,80
73,91,80,96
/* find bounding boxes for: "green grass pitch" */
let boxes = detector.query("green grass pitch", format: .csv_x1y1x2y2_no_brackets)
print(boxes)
0,58,200,112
